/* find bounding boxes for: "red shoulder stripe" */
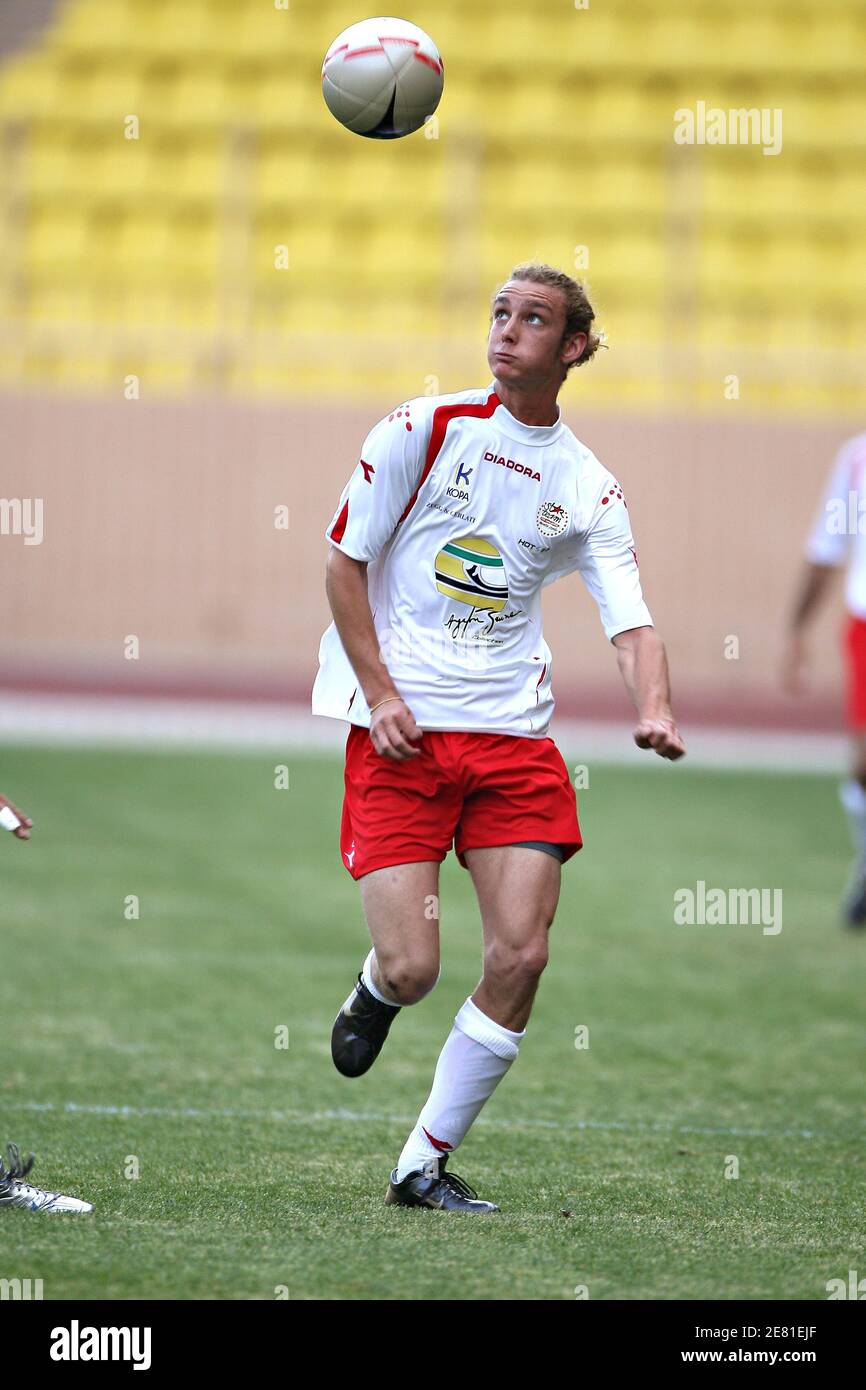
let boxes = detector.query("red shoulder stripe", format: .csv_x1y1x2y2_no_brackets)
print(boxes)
398,390,501,525
329,499,350,543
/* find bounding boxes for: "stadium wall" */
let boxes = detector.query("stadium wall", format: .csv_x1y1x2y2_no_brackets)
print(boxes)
0,389,853,730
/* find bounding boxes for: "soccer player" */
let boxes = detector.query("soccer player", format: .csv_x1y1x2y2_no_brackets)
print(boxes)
312,262,686,1213
783,430,866,926
0,791,93,1213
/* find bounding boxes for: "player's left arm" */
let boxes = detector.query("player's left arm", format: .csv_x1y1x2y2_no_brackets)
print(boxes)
611,626,685,760
0,792,33,840
576,472,686,761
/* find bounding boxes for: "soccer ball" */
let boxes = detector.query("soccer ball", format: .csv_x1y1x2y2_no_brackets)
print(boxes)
321,16,444,139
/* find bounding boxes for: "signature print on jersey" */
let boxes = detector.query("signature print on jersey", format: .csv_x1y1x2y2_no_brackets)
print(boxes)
434,535,523,644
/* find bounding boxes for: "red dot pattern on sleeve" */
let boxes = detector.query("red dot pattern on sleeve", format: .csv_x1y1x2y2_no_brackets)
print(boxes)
601,482,626,507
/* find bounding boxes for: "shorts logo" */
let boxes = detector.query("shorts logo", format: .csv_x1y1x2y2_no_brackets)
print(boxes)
537,501,569,538
434,535,509,612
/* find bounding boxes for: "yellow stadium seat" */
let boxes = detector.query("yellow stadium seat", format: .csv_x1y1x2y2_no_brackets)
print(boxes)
253,214,344,279
697,232,766,300
0,55,61,122
812,91,866,150
642,13,729,71
225,6,326,68
54,0,229,62
52,60,144,126
807,14,866,76
740,163,812,223
20,205,91,281
251,292,346,334
25,285,92,327
578,82,660,143
587,233,667,292
252,146,316,210
139,134,230,205
229,70,309,134
157,69,233,131
18,128,77,200
82,139,154,201
328,147,443,217
50,0,139,55
116,354,200,392
363,224,444,286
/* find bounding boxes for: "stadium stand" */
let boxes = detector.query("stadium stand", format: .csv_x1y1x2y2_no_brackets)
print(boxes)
0,0,863,408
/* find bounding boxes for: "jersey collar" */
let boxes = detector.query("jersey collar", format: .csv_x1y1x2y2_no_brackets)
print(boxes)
486,382,565,445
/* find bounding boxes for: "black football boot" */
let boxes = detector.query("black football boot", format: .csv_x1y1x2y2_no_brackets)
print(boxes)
331,972,401,1077
385,1154,499,1213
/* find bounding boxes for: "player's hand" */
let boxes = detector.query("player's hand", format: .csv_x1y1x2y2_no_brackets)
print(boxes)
369,698,423,761
0,793,33,840
634,718,686,761
781,633,807,695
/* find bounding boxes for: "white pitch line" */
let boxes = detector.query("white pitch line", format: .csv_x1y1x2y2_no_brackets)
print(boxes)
6,1099,860,1144
0,690,848,770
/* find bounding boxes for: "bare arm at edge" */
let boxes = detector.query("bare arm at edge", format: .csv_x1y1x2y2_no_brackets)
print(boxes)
611,625,686,761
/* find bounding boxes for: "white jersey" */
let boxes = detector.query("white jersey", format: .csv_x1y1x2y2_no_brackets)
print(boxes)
806,432,866,618
311,382,653,737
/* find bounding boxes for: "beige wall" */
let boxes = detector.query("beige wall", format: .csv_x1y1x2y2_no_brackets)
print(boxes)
0,390,855,727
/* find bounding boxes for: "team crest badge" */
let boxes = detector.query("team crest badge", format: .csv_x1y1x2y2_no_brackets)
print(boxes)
536,501,569,538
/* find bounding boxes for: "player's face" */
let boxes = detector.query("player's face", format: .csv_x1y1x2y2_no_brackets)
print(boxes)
487,281,586,387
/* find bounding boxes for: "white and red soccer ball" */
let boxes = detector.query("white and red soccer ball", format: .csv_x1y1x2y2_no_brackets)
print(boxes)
321,16,444,139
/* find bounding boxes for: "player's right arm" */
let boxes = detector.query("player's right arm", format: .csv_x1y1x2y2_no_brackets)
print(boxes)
782,442,852,693
325,549,422,759
323,403,429,761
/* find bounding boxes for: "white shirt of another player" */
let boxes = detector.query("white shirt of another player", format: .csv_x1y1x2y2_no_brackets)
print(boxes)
806,432,866,618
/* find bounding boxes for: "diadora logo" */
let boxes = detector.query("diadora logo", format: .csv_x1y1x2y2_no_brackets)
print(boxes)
482,450,541,483
359,459,375,484
446,461,473,503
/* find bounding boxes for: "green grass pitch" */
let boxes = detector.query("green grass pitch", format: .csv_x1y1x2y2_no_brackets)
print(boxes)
0,741,863,1300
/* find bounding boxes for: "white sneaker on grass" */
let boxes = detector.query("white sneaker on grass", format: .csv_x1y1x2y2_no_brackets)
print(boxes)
0,1143,93,1213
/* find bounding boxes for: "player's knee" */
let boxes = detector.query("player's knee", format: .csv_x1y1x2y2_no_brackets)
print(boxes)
483,938,548,989
381,959,440,1005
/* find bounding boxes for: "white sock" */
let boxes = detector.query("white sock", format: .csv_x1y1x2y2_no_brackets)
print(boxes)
395,995,525,1181
360,948,401,1006
840,779,866,864
359,947,440,1008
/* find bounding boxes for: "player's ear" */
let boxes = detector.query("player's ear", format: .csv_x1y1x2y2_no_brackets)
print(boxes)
561,332,587,370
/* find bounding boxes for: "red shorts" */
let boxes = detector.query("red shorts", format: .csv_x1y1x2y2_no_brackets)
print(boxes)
845,615,866,729
339,725,583,880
